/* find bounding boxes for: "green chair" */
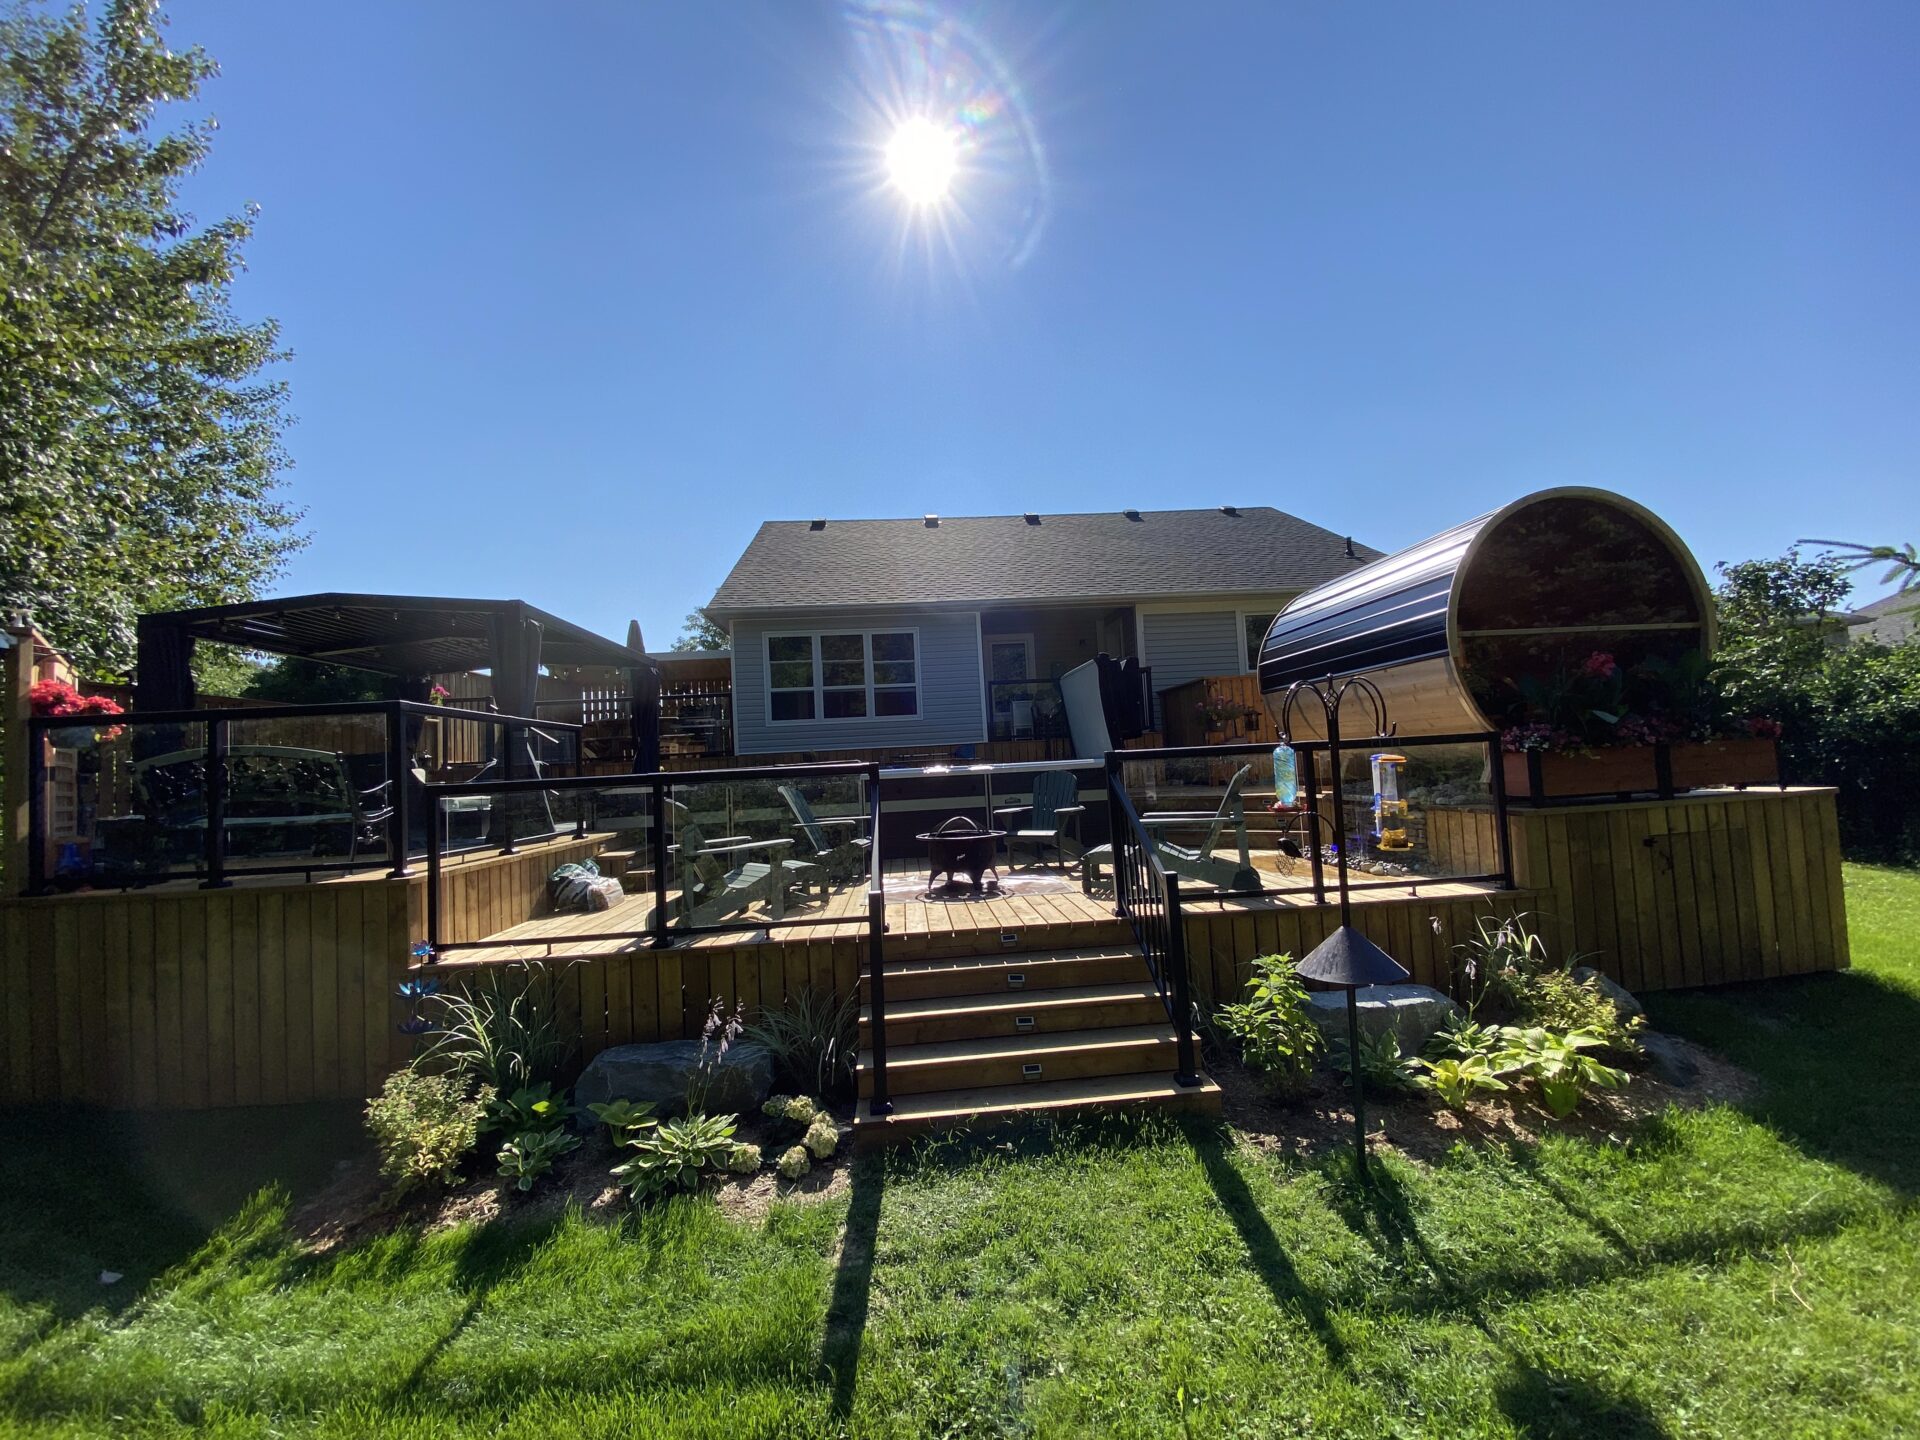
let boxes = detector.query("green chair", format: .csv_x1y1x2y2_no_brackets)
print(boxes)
992,770,1087,870
1138,763,1260,892
776,784,871,884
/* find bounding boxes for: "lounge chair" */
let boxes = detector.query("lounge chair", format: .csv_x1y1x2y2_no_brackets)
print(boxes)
1137,763,1260,892
776,784,871,884
991,770,1086,871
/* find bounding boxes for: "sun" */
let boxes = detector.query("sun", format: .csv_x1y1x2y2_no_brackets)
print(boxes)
885,117,958,206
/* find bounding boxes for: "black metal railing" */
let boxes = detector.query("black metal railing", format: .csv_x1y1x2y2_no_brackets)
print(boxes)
1105,757,1203,1088
1106,732,1514,906
864,771,891,1114
24,699,582,894
419,759,881,963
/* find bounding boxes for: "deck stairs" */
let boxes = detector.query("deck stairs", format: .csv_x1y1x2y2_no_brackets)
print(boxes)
853,918,1222,1144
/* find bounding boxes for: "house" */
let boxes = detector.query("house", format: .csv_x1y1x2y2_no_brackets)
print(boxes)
1845,591,1917,648
701,507,1379,756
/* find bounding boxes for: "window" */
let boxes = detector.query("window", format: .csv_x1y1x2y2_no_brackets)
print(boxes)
1243,612,1276,672
766,630,918,723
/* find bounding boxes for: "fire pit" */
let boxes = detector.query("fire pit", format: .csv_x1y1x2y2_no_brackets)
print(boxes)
916,815,1006,894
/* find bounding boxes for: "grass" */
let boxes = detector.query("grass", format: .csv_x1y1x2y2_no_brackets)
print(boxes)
2,865,1917,1438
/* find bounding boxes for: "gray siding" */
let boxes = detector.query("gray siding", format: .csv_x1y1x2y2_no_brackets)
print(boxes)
730,608,985,755
1141,610,1245,700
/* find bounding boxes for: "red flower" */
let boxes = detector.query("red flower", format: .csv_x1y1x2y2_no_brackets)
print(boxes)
1580,651,1618,680
29,679,124,720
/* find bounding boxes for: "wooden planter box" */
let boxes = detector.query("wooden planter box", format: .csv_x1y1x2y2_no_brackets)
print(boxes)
1666,737,1780,791
1504,738,1782,802
1503,747,1659,802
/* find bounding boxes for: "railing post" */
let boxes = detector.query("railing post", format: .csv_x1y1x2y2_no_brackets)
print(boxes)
1165,872,1201,1087
1300,746,1326,906
866,763,891,1114
649,777,671,947
1105,750,1129,919
201,716,230,889
1488,735,1515,889
424,790,442,960
386,702,411,877
25,721,47,895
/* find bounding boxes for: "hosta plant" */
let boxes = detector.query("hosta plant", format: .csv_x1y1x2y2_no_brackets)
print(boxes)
497,1126,580,1191
1496,1026,1629,1118
586,1098,659,1142
1425,1013,1504,1063
486,1081,570,1134
1332,1030,1423,1094
1415,1054,1510,1110
611,1112,739,1200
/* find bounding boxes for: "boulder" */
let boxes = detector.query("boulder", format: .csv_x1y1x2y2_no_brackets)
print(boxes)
1305,984,1461,1056
1571,966,1644,1020
573,1039,773,1123
1636,1032,1700,1088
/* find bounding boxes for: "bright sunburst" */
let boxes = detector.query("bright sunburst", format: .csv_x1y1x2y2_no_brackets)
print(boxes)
884,117,958,205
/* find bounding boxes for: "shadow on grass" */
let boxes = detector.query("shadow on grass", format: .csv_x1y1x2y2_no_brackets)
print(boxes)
0,1101,364,1336
1332,1164,1669,1438
822,1151,885,1420
1185,1122,1350,1369
1649,966,1920,1197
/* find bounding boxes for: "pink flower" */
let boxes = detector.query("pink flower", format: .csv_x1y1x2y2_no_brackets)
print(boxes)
1581,651,1618,680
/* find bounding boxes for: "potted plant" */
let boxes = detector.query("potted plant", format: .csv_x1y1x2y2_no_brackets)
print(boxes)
1195,686,1243,744
29,679,125,749
1497,651,1779,801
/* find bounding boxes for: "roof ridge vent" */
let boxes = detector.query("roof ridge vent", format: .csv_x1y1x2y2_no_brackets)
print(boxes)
1023,512,1041,525
1220,505,1239,517
1123,508,1142,522
924,513,940,528
808,518,826,531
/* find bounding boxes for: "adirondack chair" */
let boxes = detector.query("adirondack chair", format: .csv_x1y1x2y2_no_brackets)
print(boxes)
1138,763,1261,892
776,784,871,884
991,770,1087,870
670,819,798,927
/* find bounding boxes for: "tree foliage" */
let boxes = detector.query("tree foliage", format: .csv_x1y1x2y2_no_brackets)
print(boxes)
0,0,302,677
1715,550,1920,862
670,610,728,652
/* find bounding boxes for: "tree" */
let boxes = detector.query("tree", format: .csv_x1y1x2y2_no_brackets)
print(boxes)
0,0,302,678
671,610,729,652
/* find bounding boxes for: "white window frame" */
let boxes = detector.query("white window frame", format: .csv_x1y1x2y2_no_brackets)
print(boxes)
764,628,921,726
1238,608,1279,674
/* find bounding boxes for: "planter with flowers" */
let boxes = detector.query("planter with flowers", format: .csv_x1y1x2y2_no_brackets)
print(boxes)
1497,651,1780,803
29,679,126,749
1195,686,1252,745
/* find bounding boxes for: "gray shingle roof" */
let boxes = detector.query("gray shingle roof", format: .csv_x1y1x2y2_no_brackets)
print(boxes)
1847,591,1917,647
705,508,1381,615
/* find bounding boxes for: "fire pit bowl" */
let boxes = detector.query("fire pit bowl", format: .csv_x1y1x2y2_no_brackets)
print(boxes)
916,815,1007,894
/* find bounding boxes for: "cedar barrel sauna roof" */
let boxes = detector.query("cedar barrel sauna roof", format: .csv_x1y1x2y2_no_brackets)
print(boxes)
1255,487,1716,735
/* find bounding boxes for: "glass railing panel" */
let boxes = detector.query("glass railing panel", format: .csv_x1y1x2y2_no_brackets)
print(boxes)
51,718,208,888
224,710,393,871
666,772,868,930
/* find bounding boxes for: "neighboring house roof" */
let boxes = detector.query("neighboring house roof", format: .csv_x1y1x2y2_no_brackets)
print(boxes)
1846,591,1918,647
705,508,1380,616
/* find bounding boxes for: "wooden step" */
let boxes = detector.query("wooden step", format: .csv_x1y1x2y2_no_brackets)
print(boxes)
861,982,1167,1046
854,1072,1222,1145
873,948,1148,1002
856,1024,1180,1098
883,917,1133,961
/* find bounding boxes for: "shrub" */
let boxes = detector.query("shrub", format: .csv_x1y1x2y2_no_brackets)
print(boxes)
1215,954,1322,1098
497,1126,580,1191
1509,969,1641,1050
1415,1054,1509,1109
586,1098,658,1142
611,1112,738,1200
1454,913,1640,1049
727,1142,763,1173
777,1145,811,1181
418,964,572,1093
745,988,860,1099
365,1069,493,1200
803,1115,839,1160
1332,1030,1423,1094
763,1094,824,1131
1425,1013,1504,1062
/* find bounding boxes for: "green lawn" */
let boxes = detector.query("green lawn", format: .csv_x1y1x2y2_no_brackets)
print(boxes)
3,866,1918,1438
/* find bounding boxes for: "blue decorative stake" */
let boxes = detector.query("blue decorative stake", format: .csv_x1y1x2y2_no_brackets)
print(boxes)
397,970,439,1039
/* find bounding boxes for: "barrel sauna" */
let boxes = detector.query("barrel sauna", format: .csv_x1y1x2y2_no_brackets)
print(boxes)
1257,488,1715,740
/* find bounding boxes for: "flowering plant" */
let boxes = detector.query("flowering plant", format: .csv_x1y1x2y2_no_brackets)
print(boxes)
429,683,451,704
1195,687,1243,727
29,679,124,741
1501,648,1784,753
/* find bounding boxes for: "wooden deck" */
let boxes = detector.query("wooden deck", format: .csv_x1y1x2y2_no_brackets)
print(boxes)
450,857,1512,966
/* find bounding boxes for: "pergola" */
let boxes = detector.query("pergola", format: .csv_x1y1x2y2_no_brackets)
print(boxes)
133,592,661,765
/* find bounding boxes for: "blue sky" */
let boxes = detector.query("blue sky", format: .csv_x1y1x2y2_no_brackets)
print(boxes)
171,1,1919,648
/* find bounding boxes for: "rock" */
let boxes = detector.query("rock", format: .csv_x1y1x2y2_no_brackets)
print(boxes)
573,1039,773,1122
1304,984,1461,1056
1636,1032,1700,1088
1571,966,1644,1020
